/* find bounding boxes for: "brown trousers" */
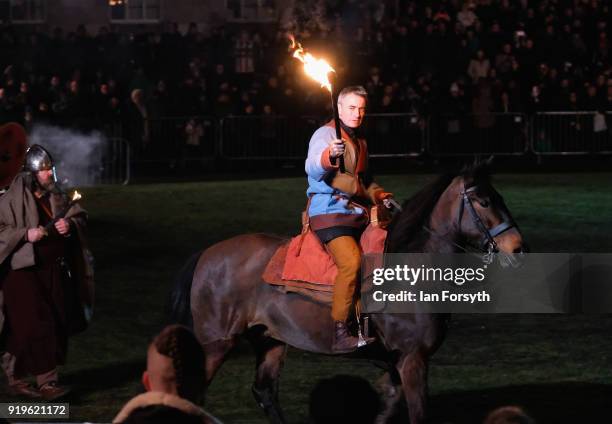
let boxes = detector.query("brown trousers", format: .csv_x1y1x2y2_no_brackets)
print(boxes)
327,236,361,322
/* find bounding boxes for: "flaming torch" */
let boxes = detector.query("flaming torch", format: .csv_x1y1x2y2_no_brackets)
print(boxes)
43,190,82,234
290,37,345,172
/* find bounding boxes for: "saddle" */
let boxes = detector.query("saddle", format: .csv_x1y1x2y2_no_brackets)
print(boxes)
262,206,389,304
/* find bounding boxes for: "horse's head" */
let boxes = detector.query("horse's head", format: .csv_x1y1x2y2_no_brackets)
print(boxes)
386,161,525,265
435,162,524,265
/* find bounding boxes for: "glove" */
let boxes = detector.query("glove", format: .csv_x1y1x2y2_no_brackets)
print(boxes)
375,191,393,202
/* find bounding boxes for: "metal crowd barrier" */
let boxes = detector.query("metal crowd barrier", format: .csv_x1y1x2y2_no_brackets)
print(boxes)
19,122,129,186
362,113,425,157
99,137,130,185
43,111,612,184
531,112,612,155
429,113,528,156
220,114,424,159
123,116,218,163
220,115,321,159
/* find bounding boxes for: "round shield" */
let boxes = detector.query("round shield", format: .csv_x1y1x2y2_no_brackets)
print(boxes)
0,122,27,188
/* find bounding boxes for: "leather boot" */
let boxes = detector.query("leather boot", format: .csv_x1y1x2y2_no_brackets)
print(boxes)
332,321,361,353
8,381,41,398
38,382,70,400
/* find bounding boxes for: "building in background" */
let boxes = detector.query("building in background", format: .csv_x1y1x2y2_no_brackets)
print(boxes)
0,0,286,33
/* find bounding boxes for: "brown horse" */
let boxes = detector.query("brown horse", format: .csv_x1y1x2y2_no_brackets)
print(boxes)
170,162,524,423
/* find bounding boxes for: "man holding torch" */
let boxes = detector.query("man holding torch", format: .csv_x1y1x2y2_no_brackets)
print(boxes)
0,144,94,399
305,86,394,353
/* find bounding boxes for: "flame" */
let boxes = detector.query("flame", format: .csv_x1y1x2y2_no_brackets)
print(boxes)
72,190,82,202
290,36,335,92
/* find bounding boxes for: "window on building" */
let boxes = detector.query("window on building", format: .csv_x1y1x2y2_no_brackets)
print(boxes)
0,0,46,22
227,0,277,22
110,0,160,22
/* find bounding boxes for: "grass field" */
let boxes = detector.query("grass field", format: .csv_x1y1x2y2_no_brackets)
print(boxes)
1,173,611,423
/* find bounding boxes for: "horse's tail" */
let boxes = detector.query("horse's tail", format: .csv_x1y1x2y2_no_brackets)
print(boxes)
168,250,202,328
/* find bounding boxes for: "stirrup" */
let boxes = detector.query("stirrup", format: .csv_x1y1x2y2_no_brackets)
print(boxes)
355,313,375,346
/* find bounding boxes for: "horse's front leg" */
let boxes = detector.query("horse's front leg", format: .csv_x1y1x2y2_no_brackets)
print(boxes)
251,335,288,424
375,369,405,424
396,350,429,424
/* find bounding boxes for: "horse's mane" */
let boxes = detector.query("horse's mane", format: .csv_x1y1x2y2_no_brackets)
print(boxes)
385,161,491,253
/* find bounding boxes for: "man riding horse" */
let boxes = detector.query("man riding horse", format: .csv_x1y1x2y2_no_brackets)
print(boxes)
305,85,394,353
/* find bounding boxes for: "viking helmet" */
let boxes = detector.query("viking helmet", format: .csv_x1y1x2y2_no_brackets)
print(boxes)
24,144,57,182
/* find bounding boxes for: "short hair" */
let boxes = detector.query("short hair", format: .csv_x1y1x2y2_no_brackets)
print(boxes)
120,404,202,424
338,85,368,104
149,325,206,403
483,406,536,424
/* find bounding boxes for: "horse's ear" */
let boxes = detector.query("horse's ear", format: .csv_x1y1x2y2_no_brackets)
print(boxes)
480,155,495,177
459,157,477,175
468,156,493,182
459,156,493,181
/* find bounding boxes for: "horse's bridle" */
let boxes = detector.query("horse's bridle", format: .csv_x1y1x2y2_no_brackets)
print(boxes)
458,184,516,263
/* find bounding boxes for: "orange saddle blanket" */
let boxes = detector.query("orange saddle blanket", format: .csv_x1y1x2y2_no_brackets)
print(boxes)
262,224,387,293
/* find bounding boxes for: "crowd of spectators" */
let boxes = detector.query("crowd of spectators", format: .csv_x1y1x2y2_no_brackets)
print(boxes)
0,0,610,153
288,0,612,117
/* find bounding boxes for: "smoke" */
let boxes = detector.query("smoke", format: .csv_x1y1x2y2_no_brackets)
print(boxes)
28,124,107,187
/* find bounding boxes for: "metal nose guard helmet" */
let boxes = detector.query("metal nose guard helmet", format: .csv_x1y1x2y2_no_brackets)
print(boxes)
24,144,57,183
